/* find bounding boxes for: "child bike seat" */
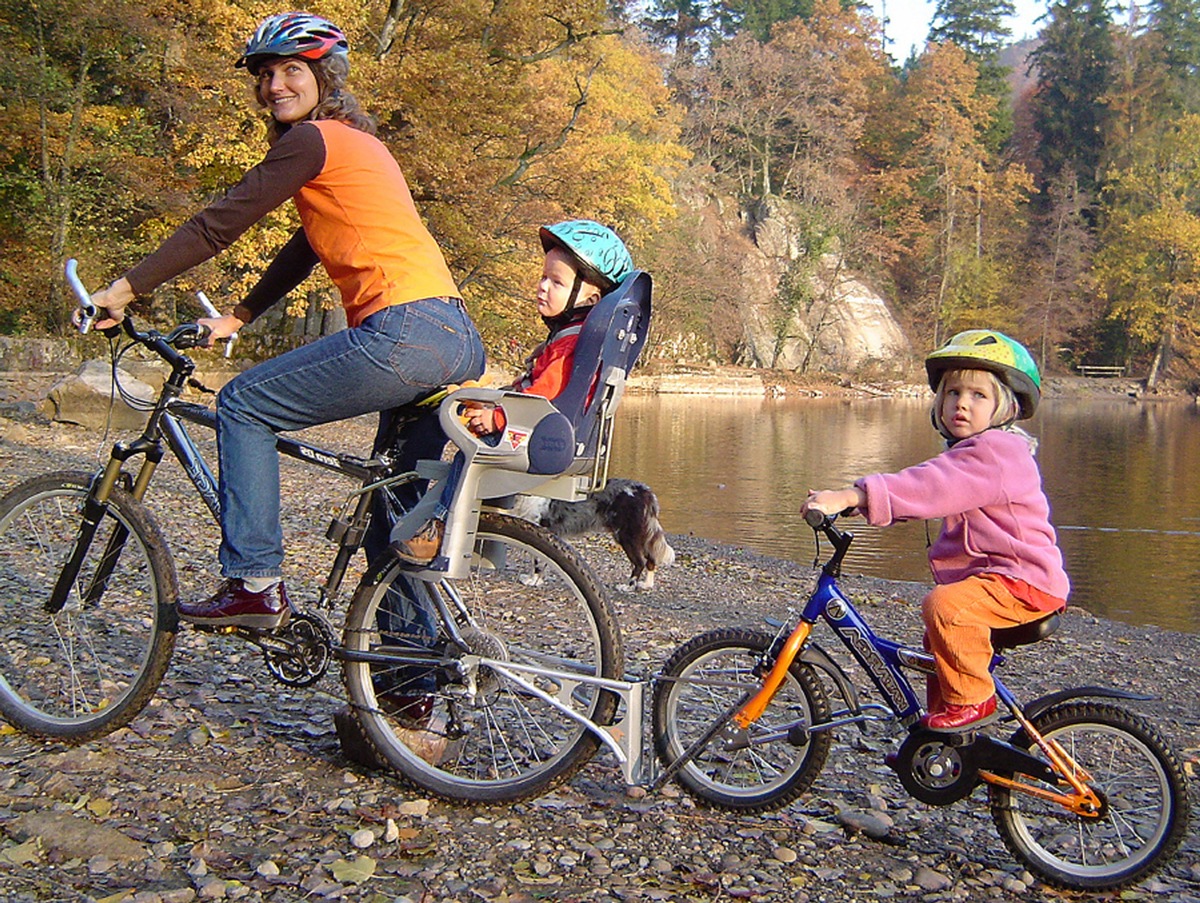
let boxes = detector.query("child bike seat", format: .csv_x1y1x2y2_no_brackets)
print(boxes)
438,269,652,500
991,611,1062,650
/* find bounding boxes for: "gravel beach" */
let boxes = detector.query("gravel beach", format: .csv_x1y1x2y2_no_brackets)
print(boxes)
1,396,1198,903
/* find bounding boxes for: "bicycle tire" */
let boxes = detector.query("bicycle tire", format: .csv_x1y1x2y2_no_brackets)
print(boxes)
0,471,177,740
652,627,832,812
342,511,623,802
989,701,1190,890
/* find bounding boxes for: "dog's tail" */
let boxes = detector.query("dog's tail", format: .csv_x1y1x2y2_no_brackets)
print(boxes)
647,515,676,570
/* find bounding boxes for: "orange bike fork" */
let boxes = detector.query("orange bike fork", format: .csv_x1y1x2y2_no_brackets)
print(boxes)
979,706,1104,817
734,621,812,729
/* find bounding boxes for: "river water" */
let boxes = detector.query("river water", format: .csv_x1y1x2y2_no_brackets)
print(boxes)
610,393,1200,635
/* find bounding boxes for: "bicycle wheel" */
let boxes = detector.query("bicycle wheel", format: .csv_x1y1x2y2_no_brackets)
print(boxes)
990,701,1190,890
652,627,831,812
342,511,623,802
0,472,177,740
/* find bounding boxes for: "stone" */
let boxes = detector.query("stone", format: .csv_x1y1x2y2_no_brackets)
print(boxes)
40,359,155,430
8,811,146,864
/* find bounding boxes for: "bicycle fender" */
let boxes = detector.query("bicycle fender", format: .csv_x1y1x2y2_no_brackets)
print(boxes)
800,641,865,729
1021,685,1154,722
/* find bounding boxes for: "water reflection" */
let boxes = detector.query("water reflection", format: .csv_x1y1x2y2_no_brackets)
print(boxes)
611,394,1200,634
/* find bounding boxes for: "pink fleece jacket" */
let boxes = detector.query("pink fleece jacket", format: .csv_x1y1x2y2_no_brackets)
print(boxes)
856,429,1070,604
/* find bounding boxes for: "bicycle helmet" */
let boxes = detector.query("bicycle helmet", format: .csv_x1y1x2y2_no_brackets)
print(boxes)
237,12,349,72
925,329,1041,419
539,220,634,293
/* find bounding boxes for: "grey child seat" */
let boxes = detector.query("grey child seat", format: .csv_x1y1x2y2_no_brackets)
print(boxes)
397,269,652,580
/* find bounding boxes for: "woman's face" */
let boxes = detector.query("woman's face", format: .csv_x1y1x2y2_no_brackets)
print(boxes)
257,57,320,124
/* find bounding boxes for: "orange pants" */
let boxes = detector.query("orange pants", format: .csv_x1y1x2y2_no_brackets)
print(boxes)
922,574,1046,706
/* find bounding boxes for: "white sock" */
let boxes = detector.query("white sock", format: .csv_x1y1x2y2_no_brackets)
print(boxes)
242,576,280,594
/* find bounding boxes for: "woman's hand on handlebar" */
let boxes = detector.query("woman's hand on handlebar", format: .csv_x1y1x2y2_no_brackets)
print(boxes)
74,276,136,331
197,313,245,348
801,486,866,519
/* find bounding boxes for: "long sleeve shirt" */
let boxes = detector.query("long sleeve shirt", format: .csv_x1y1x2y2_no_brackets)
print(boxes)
126,120,459,327
856,429,1070,605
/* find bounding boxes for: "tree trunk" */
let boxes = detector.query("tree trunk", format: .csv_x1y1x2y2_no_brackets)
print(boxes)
1146,319,1174,390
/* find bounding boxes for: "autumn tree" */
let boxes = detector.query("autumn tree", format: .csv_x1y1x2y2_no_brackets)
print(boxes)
929,0,1017,149
0,0,180,332
863,42,1031,344
1022,170,1099,372
1093,113,1200,385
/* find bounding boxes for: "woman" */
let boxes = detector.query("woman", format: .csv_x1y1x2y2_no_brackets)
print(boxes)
85,12,486,629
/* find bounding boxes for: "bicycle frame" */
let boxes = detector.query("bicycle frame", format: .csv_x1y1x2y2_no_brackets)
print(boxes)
728,516,1112,816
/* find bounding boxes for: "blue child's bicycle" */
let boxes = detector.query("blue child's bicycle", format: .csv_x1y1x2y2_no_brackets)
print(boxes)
651,509,1191,891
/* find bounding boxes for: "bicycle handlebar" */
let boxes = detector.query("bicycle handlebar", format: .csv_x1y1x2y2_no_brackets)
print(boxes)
64,258,212,355
65,259,99,335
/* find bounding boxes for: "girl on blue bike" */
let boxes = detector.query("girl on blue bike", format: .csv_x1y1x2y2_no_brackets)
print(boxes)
801,330,1070,732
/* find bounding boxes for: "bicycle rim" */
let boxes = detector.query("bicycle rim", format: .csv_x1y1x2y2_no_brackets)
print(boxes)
653,628,831,812
0,472,177,740
990,702,1190,890
343,512,622,802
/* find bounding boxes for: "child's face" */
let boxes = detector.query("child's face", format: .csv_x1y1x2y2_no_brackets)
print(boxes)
537,248,600,318
939,370,999,440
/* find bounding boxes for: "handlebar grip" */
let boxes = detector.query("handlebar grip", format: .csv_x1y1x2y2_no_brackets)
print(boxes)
65,259,98,334
804,508,828,528
196,290,236,358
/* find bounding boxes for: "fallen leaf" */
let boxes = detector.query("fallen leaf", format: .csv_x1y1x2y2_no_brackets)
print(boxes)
0,839,42,866
330,855,376,885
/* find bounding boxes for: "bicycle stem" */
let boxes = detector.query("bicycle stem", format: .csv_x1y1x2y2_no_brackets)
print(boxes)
734,619,812,729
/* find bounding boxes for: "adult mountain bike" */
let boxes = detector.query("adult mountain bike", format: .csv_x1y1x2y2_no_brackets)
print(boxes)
0,260,623,803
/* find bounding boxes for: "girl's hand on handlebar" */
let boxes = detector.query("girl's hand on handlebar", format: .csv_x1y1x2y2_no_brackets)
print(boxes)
196,314,245,348
802,487,865,518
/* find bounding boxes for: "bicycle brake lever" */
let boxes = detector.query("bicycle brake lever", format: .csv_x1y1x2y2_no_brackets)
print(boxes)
196,290,237,358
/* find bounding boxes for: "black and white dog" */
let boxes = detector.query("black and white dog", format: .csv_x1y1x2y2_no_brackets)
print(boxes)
513,479,676,591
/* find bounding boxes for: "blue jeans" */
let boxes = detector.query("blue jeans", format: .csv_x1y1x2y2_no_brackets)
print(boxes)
216,298,485,579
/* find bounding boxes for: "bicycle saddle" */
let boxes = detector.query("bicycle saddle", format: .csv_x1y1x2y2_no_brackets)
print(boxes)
991,611,1061,650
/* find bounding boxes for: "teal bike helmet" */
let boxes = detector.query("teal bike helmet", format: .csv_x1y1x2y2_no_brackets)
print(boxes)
539,220,634,297
237,12,349,73
925,329,1041,419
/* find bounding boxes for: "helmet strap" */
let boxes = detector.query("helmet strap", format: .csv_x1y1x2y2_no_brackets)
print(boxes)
563,273,583,315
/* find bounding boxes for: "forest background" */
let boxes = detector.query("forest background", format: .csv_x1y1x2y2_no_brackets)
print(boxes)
2,0,1199,387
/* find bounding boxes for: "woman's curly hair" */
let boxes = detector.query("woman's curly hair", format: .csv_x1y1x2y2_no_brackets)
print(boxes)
259,53,376,142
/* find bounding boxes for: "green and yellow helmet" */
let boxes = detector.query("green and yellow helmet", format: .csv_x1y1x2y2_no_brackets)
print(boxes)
925,330,1041,419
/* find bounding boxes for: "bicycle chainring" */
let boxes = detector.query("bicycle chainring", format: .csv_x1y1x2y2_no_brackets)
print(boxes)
262,610,335,687
894,728,980,805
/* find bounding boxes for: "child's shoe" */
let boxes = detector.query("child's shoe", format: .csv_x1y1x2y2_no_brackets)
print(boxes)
921,695,998,732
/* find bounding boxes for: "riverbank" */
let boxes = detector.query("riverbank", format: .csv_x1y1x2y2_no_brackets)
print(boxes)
0,413,1197,903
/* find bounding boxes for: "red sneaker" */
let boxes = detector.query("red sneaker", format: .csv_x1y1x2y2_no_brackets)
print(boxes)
921,695,998,732
178,578,290,629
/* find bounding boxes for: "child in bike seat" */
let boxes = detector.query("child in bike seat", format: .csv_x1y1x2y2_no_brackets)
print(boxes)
800,331,1069,732
390,219,634,566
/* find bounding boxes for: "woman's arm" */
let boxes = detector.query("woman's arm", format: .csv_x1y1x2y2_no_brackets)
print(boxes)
120,124,327,301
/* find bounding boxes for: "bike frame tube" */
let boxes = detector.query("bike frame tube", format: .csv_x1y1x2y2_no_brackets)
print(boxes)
737,572,925,729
